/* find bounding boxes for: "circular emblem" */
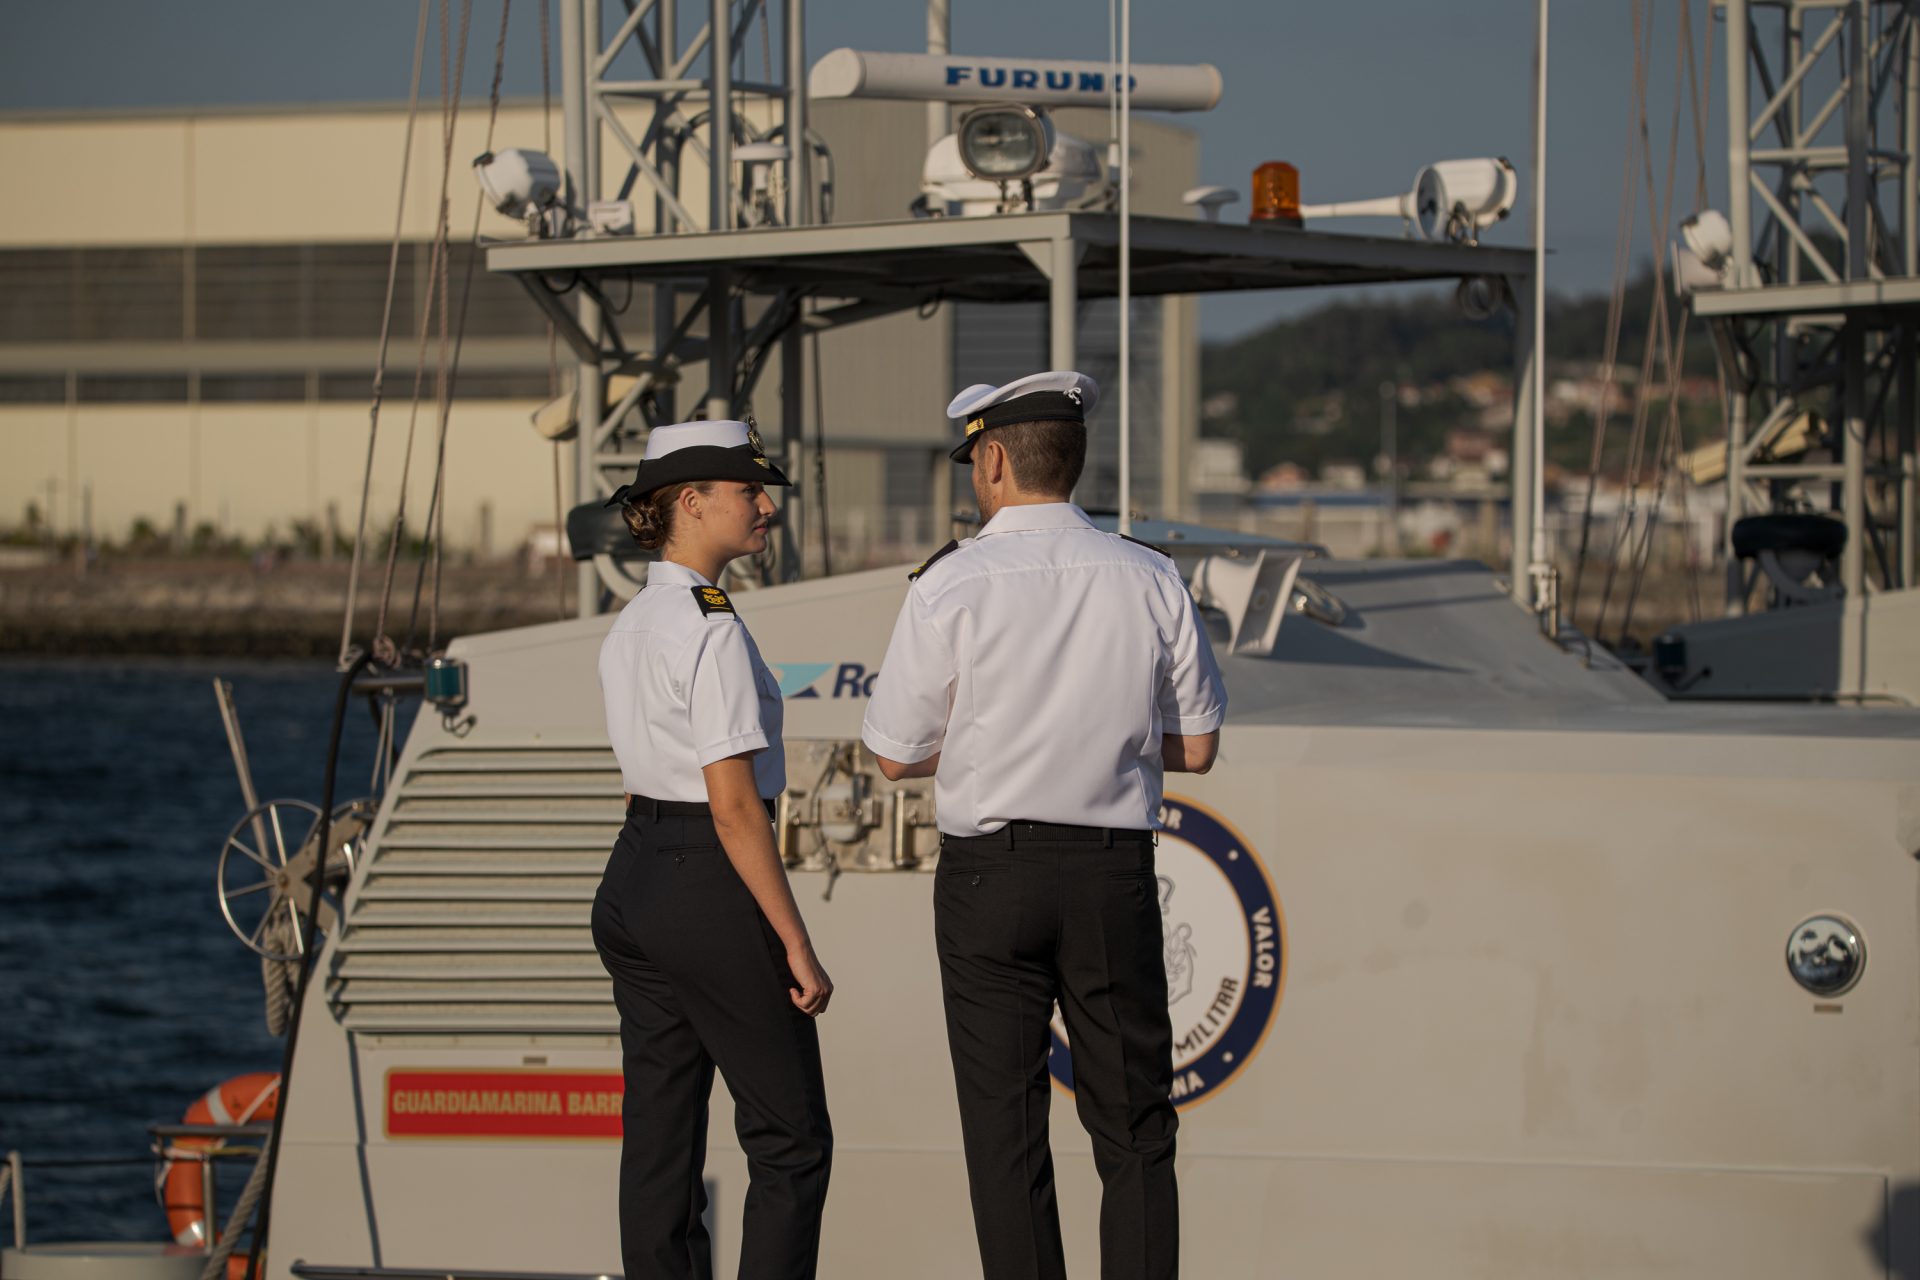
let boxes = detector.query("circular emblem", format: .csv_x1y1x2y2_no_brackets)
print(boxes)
1786,914,1865,997
1048,794,1285,1110
747,425,766,455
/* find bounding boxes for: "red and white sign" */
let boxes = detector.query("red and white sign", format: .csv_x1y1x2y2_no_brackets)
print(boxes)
384,1069,624,1140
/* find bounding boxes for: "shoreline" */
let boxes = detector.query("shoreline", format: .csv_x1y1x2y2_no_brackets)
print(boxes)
1,554,1705,658
0,558,570,658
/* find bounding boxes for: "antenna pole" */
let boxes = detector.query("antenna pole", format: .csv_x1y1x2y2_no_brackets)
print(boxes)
926,0,950,150
1117,0,1132,535
564,0,605,616
1525,0,1551,614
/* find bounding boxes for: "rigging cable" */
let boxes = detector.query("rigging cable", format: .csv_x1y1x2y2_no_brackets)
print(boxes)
1565,40,1643,619
406,0,515,656
372,0,473,660
1594,0,1690,640
1593,0,1672,632
396,0,479,656
1620,0,1715,640
336,0,433,667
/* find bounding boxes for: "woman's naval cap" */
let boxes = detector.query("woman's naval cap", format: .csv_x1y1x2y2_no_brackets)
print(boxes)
946,370,1100,463
604,418,792,506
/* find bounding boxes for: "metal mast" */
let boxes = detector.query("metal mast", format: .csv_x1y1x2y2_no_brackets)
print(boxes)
549,0,812,615
1703,0,1919,612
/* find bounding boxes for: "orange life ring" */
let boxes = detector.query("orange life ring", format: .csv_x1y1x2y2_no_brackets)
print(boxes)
160,1072,280,1280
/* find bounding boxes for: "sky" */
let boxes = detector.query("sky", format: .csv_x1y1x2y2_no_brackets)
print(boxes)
0,0,1730,342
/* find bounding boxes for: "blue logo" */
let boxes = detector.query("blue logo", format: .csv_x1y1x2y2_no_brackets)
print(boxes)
769,662,878,699
1048,794,1284,1109
942,64,1138,94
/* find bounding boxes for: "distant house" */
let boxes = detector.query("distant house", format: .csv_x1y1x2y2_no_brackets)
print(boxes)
1450,370,1511,409
1428,428,1510,486
1256,462,1310,492
1319,462,1367,491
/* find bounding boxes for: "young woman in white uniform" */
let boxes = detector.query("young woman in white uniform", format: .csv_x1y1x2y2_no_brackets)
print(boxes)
590,419,833,1280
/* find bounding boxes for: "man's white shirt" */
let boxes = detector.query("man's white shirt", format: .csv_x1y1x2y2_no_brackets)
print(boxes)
861,503,1226,836
598,559,786,802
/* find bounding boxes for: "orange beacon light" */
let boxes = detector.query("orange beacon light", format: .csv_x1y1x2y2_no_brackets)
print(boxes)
1250,161,1303,227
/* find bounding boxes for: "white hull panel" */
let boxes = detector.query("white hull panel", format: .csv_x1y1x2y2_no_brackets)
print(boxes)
269,561,1920,1276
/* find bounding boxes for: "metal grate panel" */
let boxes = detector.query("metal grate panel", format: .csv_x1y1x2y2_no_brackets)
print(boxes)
327,742,624,1033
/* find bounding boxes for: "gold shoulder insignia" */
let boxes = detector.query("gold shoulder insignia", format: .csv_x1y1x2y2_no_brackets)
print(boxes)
692,585,736,615
909,539,961,582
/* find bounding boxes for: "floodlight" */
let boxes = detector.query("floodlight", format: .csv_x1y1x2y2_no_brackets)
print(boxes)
1680,209,1733,269
1415,158,1517,242
957,105,1053,183
920,124,1105,217
1671,211,1734,296
474,148,562,220
1302,157,1516,244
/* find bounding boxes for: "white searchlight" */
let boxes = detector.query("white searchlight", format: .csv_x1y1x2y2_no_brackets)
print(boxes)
474,148,565,235
1300,157,1517,244
920,114,1105,217
474,148,561,217
1672,208,1733,296
812,49,1222,221
957,105,1052,182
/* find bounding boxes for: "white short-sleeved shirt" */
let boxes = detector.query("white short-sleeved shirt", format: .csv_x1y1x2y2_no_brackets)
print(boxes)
599,560,786,802
861,503,1226,836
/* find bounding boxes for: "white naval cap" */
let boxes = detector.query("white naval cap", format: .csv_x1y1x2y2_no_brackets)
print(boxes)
604,418,791,506
946,370,1100,463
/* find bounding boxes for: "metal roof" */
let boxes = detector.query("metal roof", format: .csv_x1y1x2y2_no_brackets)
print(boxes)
484,211,1535,307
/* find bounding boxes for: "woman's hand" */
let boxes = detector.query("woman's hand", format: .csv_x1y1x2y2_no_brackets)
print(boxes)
787,940,834,1017
704,754,834,1018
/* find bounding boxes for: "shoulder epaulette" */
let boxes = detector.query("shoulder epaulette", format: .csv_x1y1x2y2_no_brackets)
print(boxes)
909,539,961,581
692,584,736,615
1118,533,1173,558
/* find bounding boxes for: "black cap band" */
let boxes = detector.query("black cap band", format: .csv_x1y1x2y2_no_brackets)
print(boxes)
974,390,1086,431
951,390,1088,463
603,444,791,507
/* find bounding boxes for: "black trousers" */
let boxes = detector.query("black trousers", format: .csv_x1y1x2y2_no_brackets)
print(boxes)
934,827,1179,1280
591,807,832,1280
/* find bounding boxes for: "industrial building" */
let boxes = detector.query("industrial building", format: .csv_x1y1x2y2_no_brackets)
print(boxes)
0,98,1200,565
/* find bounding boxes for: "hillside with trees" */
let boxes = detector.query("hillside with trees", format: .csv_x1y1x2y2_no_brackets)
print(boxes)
1200,271,1724,485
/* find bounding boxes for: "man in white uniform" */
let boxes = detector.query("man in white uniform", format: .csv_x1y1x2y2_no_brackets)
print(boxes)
861,372,1227,1280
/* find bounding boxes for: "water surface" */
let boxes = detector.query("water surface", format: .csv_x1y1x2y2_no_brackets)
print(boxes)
0,658,414,1243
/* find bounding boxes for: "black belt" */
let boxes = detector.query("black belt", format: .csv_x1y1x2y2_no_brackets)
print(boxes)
947,821,1154,849
628,794,776,819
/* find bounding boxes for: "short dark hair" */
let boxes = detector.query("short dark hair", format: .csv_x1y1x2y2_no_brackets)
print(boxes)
991,418,1085,496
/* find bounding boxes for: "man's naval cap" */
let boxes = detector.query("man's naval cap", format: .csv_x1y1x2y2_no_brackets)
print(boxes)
946,370,1100,464
604,419,792,507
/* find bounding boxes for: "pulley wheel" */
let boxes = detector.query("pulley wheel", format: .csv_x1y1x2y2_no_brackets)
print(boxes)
216,799,348,962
